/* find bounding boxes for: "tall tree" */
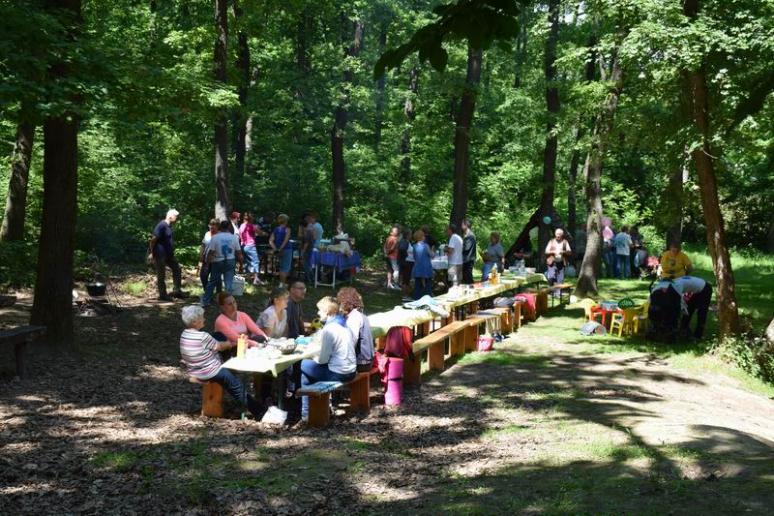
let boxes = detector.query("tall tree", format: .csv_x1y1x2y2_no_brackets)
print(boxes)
537,0,561,268
213,0,230,220
399,65,419,181
331,16,364,231
374,18,389,149
576,51,624,297
567,39,597,236
683,0,740,336
449,45,482,227
231,0,250,199
30,0,81,346
1,102,35,242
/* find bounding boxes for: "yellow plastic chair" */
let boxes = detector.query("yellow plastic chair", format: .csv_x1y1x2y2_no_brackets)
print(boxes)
610,308,638,337
633,301,650,334
579,298,602,323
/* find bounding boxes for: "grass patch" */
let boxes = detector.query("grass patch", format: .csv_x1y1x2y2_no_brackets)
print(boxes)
458,350,548,367
91,450,142,471
123,280,147,297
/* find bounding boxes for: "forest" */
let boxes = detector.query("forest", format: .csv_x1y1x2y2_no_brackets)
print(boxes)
2,1,774,513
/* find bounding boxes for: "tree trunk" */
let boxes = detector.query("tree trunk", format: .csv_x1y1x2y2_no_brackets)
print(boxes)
663,153,688,247
1,104,35,242
576,54,624,298
374,24,387,150
537,0,561,271
567,40,596,237
513,9,529,88
331,17,364,232
399,65,419,181
213,0,230,220
683,0,740,337
450,46,482,228
232,1,249,200
30,0,81,347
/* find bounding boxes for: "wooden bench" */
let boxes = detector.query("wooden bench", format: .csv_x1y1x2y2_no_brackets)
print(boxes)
0,325,46,379
189,376,224,418
408,321,468,385
513,301,522,330
536,289,550,316
482,307,513,335
463,316,487,352
550,283,574,307
297,372,371,428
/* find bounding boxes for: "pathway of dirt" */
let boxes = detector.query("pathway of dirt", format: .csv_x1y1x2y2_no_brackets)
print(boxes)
1,285,772,514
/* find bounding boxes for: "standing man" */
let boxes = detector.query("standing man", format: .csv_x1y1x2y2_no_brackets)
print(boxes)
201,220,243,307
300,216,317,283
149,209,186,301
310,212,324,249
461,219,477,285
613,226,633,279
445,224,464,287
544,228,572,286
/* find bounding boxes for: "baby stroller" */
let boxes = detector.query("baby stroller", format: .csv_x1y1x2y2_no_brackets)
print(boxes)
646,282,681,343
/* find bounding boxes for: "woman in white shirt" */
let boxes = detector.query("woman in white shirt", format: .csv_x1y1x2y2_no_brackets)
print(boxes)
298,297,356,422
258,286,289,339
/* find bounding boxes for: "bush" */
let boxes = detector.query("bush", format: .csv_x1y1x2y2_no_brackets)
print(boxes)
0,240,37,288
712,332,774,385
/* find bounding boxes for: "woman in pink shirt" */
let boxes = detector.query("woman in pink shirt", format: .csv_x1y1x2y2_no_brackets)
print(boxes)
214,292,267,346
239,212,266,286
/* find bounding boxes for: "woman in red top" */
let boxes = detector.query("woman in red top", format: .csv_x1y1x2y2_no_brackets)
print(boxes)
213,292,267,346
383,225,400,290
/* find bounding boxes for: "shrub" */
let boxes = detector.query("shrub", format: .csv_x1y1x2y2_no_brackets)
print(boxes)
712,332,774,385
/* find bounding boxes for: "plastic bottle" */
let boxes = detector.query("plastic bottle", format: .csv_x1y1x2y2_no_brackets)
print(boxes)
237,334,247,358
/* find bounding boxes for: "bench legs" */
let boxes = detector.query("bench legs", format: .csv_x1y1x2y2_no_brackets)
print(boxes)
349,372,370,412
464,324,478,352
450,331,465,357
428,341,445,371
404,354,422,386
201,382,224,418
308,393,331,428
513,303,522,329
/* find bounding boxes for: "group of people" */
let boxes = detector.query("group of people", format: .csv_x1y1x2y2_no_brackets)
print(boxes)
148,208,326,304
382,219,485,300
179,282,375,422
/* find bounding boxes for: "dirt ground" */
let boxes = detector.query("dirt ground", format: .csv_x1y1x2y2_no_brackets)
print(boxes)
1,273,773,514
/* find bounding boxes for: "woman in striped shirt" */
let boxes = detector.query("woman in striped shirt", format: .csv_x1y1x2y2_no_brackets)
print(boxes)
179,305,264,418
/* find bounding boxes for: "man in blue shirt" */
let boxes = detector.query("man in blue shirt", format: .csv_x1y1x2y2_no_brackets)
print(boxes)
149,209,186,301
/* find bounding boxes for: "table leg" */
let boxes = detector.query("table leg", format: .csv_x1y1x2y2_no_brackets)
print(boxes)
275,373,288,411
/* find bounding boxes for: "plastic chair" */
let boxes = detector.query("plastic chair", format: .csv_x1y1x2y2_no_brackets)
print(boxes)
634,301,650,334
610,308,638,337
579,298,604,324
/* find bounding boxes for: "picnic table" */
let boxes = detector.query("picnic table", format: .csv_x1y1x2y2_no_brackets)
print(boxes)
312,250,361,288
368,275,545,338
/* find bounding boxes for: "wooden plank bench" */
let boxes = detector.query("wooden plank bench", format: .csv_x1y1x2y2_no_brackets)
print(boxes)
535,289,550,316
189,376,224,418
480,307,513,335
550,283,574,307
0,325,46,379
296,372,371,428
463,316,487,352
408,321,468,385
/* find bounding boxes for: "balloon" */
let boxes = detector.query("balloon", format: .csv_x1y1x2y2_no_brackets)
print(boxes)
542,216,552,225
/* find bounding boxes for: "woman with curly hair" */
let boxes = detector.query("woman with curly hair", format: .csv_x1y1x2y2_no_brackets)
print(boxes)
337,287,374,372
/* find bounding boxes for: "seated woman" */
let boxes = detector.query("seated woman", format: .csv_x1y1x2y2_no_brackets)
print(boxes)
179,305,264,418
337,287,374,372
481,231,504,281
258,286,289,339
214,292,267,346
299,297,356,422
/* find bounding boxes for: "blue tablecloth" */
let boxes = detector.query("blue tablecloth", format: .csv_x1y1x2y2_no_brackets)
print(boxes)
312,250,361,272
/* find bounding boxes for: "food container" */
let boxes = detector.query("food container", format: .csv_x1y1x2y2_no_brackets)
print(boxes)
86,282,106,297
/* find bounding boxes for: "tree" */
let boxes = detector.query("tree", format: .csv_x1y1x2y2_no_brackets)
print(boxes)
576,50,624,297
30,0,82,346
683,0,740,337
1,103,35,242
450,45,482,227
231,0,250,199
213,0,230,220
537,0,560,269
331,16,365,232
399,65,420,181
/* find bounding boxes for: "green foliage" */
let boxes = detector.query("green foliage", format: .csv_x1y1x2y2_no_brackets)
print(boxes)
0,240,37,288
712,333,774,385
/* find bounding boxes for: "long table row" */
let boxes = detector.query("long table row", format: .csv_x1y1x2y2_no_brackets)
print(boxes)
221,273,546,378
